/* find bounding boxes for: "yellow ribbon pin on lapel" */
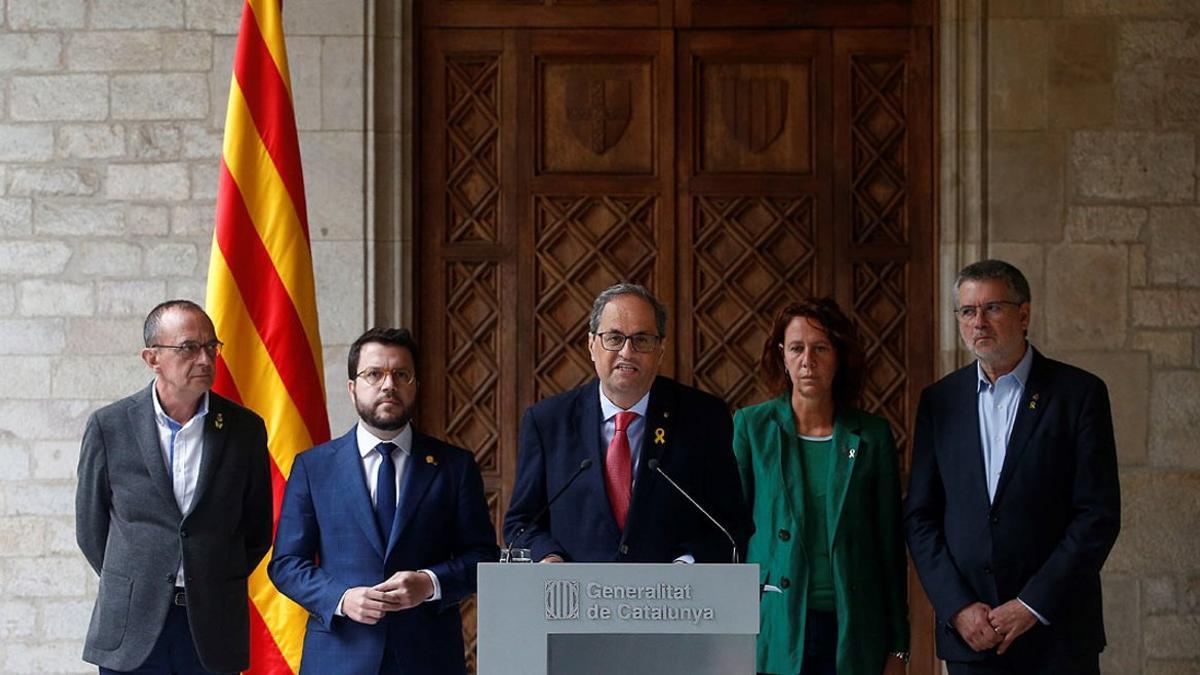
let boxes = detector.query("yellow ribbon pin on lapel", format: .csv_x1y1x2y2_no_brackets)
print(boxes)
425,455,437,465
214,413,224,430
653,428,666,445
1029,392,1040,410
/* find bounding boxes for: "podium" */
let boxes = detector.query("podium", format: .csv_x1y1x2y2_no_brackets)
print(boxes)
477,563,759,675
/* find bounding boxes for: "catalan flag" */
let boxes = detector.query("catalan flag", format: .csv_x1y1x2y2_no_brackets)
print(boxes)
205,1,330,672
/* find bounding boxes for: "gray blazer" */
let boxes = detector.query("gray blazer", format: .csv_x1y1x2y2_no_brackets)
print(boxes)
75,383,273,673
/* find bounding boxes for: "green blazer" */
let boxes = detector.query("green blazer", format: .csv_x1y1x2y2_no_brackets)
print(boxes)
733,396,908,675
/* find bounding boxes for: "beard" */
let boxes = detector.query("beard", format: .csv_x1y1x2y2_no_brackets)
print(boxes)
356,396,412,432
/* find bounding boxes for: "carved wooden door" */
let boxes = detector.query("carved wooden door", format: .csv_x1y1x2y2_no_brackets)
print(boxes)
418,6,934,672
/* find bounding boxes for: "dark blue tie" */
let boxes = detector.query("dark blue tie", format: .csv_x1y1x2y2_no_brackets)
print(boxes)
374,442,398,542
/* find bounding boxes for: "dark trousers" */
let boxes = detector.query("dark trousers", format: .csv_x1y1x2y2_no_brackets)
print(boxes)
800,610,838,675
947,652,1100,675
99,603,218,675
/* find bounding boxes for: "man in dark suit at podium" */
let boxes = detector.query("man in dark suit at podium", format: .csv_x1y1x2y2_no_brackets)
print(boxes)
504,283,751,563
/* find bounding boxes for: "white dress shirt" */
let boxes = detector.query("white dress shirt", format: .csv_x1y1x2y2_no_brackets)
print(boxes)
334,423,440,617
151,383,209,587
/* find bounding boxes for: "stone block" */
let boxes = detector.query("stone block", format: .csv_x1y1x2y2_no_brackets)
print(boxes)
144,243,198,277
18,280,93,317
988,0,1063,17
0,124,55,161
191,161,219,200
7,0,86,29
0,640,94,673
91,0,184,29
0,319,66,355
0,199,32,237
1065,205,1145,242
324,343,357,431
1115,64,1162,128
0,242,70,276
1118,21,1200,68
129,124,184,160
45,516,77,555
1148,208,1200,286
35,201,124,237
301,131,364,240
1150,371,1200,468
163,31,212,71
1047,78,1113,129
185,0,243,33
56,124,126,160
8,166,101,196
0,600,36,639
65,317,143,354
96,280,166,317
0,356,52,399
209,35,237,127
1099,574,1139,675
988,21,1049,130
73,241,143,278
181,124,222,159
0,483,76,518
988,132,1064,242
0,443,30,481
1107,471,1200,575
106,163,189,200
1071,131,1195,202
1133,289,1200,327
168,279,208,304
322,37,366,131
0,33,62,71
1145,615,1200,659
1045,244,1127,350
0,285,14,316
10,74,107,121
40,598,95,640
52,355,148,402
1143,576,1177,614
1060,351,1149,465
112,73,208,120
289,36,323,132
173,204,216,236
1048,20,1115,129
1163,67,1200,128
1145,660,1200,675
313,240,367,344
1135,331,1194,367
66,30,162,71
1130,244,1148,287
283,0,365,36
126,204,169,235
0,517,45,557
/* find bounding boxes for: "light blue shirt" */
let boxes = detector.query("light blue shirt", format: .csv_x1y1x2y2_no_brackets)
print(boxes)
975,343,1046,624
976,343,1034,503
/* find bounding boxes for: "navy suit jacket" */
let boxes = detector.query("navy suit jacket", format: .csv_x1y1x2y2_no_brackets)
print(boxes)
503,376,752,563
904,348,1121,663
268,427,498,675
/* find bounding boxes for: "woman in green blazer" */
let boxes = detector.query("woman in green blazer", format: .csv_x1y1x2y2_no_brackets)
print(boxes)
734,298,909,675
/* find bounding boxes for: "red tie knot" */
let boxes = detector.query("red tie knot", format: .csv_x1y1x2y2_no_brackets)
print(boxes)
614,411,638,433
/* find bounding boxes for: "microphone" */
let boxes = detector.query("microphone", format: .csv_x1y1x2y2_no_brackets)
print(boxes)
648,458,740,564
505,458,593,557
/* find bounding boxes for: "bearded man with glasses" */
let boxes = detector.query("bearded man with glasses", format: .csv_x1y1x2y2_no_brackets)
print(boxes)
504,282,752,564
905,260,1121,675
75,300,273,674
269,327,497,675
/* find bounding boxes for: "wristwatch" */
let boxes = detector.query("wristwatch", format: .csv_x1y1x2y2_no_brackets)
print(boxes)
889,651,910,664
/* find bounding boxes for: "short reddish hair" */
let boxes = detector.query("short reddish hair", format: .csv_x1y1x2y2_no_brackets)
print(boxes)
759,297,864,411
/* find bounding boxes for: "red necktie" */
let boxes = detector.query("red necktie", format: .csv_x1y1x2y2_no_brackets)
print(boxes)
605,411,637,530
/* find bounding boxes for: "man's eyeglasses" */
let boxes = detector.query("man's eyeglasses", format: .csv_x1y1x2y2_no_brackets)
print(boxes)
151,340,223,359
953,300,1023,322
593,331,662,353
356,367,417,387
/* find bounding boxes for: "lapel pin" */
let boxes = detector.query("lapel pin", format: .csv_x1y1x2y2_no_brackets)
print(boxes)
1029,393,1039,410
425,455,437,465
848,446,857,460
654,428,666,445
214,413,224,430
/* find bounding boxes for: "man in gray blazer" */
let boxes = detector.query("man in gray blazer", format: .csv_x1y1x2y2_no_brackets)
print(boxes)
75,300,273,674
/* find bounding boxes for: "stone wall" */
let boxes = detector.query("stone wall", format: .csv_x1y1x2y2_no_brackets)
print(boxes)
0,0,368,671
982,1,1200,673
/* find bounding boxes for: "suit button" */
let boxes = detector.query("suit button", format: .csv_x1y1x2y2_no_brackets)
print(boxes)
180,529,188,538
983,566,992,575
619,545,629,555
778,529,791,542
988,512,999,524
780,577,791,589
165,575,174,582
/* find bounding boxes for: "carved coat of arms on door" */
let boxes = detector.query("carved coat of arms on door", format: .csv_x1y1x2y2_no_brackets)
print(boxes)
720,77,787,153
565,78,631,155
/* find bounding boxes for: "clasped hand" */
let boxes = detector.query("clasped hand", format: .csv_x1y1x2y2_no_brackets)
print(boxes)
953,600,1036,654
342,571,434,625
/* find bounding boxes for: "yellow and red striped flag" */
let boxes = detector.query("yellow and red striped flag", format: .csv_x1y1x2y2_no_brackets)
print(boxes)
205,0,329,672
